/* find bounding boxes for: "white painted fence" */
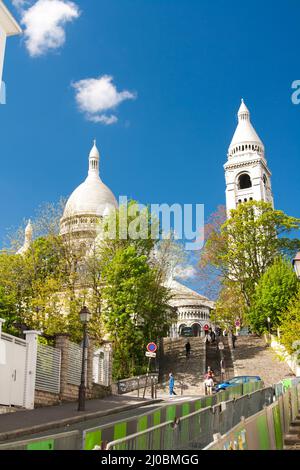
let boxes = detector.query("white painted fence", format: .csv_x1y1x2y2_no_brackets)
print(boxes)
67,341,82,386
36,343,61,394
0,320,40,409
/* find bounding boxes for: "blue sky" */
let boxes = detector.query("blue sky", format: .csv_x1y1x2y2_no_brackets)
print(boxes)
1,0,300,291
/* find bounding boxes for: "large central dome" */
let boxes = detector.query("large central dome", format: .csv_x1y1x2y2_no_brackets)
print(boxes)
60,141,118,244
63,173,117,218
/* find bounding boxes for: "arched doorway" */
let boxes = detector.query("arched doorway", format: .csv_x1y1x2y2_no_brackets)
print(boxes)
179,324,187,336
192,323,201,337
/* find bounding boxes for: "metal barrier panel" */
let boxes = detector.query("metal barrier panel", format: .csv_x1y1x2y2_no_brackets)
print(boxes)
0,431,80,450
83,396,209,450
291,386,299,422
282,389,291,433
271,402,284,450
232,395,249,427
103,383,271,451
204,381,299,451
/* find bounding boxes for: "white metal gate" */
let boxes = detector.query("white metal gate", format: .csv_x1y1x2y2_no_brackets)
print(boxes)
36,343,61,394
0,332,27,407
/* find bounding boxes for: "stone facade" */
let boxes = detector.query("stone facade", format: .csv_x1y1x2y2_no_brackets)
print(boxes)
168,279,214,338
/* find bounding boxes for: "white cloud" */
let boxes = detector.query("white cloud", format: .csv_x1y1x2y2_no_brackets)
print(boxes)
174,265,198,280
72,75,137,125
18,0,80,57
11,0,29,9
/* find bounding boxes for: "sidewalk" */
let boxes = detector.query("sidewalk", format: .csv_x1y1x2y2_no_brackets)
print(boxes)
0,395,161,443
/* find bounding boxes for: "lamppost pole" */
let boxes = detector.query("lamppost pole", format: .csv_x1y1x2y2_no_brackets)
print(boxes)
78,306,91,412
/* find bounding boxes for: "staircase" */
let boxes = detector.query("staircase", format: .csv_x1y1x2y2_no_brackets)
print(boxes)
284,417,300,450
230,336,294,386
158,337,206,396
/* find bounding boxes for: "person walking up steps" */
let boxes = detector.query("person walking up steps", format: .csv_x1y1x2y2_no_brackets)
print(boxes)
185,341,191,358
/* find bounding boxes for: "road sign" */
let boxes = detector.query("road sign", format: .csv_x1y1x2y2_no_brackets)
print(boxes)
147,342,157,353
235,320,241,327
145,352,156,358
203,324,209,331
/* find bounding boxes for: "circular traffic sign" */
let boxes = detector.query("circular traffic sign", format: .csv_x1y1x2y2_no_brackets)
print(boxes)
235,320,241,327
203,324,209,331
147,342,157,353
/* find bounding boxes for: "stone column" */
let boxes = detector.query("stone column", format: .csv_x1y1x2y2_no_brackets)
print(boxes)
55,334,70,401
24,330,41,410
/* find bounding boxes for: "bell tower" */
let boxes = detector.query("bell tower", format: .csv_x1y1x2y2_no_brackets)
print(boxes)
224,100,274,215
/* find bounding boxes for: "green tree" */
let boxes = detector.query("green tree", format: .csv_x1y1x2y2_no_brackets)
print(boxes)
280,288,300,355
200,201,300,306
248,258,299,334
89,201,176,379
214,281,247,331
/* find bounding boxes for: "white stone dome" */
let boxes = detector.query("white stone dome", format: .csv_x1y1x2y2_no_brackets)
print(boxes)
60,142,118,242
228,99,265,158
63,177,117,218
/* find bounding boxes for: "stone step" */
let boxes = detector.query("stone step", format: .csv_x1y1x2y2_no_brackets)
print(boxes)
288,426,300,435
284,434,300,445
290,418,300,427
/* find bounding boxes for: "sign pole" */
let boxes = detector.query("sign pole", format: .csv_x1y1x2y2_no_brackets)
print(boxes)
143,357,151,399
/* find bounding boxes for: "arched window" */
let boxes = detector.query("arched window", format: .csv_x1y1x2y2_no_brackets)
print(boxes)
238,173,252,190
263,174,267,187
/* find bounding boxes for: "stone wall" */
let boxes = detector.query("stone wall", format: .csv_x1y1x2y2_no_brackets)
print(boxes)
34,390,60,407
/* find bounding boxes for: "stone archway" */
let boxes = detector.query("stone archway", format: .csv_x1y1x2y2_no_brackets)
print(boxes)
192,323,201,337
178,324,187,336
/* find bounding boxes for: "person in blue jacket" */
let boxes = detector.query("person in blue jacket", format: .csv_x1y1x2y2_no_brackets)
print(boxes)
169,372,177,397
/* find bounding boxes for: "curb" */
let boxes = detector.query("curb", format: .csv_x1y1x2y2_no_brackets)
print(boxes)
0,398,163,443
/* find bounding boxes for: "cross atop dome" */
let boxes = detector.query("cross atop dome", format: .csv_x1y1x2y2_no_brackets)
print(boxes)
238,98,250,121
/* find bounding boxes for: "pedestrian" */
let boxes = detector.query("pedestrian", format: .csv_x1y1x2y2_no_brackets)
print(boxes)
205,366,214,380
204,367,214,395
204,376,214,395
211,331,216,342
185,341,191,358
169,372,177,397
232,334,237,349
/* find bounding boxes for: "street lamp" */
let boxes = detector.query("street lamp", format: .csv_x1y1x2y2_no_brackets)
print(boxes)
292,252,300,279
78,306,91,412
